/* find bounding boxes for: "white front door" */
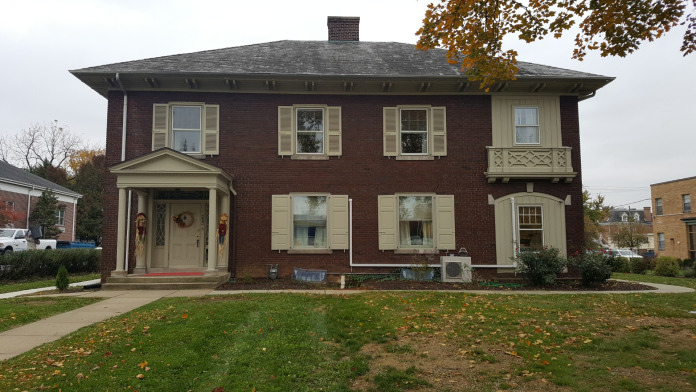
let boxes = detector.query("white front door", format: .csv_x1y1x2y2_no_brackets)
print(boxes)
168,203,204,268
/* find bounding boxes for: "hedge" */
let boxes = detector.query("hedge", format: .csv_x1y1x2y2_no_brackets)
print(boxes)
0,249,100,280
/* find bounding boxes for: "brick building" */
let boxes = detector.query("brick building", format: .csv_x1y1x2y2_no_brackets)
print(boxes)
0,161,81,241
651,176,696,260
70,17,613,286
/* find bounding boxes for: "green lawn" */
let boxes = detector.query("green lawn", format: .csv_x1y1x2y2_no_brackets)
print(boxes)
0,273,101,294
1,277,695,392
0,296,103,332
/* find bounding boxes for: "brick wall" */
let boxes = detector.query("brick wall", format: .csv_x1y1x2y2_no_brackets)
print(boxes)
651,177,696,259
0,189,75,241
102,91,585,279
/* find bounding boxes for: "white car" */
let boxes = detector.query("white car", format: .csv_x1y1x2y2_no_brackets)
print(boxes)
0,229,56,254
610,249,643,259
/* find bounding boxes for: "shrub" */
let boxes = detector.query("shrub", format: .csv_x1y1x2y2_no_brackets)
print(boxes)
569,252,613,286
684,267,695,278
0,249,101,280
55,265,69,291
630,257,650,275
683,259,694,269
515,247,567,286
654,256,680,277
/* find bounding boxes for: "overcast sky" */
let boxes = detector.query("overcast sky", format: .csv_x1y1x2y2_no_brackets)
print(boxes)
2,0,694,209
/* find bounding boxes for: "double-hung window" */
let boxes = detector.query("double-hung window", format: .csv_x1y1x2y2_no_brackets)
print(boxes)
293,195,327,248
383,106,447,158
683,194,691,213
658,233,665,250
514,107,540,144
518,205,543,250
152,103,219,155
655,198,663,215
398,196,433,247
56,209,65,226
278,106,342,158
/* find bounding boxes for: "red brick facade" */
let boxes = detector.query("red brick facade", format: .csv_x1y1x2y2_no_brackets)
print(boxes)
0,189,76,241
102,91,585,279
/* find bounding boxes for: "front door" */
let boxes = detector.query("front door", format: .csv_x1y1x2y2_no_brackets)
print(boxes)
168,203,204,268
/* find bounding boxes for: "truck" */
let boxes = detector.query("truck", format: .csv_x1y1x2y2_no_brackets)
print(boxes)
0,228,57,254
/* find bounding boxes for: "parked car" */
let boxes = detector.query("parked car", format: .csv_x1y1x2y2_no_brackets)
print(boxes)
609,249,643,259
0,229,56,254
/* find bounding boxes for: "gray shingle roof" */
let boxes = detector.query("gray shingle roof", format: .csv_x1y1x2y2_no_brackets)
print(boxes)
0,161,81,198
72,40,607,80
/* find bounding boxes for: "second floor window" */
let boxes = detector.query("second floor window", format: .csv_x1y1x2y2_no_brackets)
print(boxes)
515,107,540,144
655,198,663,215
152,103,219,155
171,106,202,153
400,109,428,155
296,108,324,154
683,194,691,213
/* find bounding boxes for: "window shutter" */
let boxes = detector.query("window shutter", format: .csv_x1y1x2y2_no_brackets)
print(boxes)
278,106,294,156
271,195,292,250
431,107,447,156
383,107,398,156
328,195,349,249
152,104,169,150
203,104,219,155
326,107,342,156
435,195,456,250
378,195,397,250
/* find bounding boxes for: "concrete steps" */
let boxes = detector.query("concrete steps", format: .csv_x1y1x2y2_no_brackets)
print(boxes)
103,272,230,290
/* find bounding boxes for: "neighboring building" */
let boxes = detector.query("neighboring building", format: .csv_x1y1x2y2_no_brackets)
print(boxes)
598,207,654,253
0,161,81,241
70,16,613,285
651,176,696,260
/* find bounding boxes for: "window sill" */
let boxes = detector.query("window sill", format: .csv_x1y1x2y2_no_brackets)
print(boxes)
394,248,439,255
395,155,435,161
290,155,330,160
288,249,333,254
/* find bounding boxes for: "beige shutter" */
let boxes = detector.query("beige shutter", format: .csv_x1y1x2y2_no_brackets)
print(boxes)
383,107,399,156
431,107,447,157
278,106,294,156
378,195,397,250
435,195,455,250
203,105,219,155
328,195,349,249
271,195,292,250
152,104,169,150
326,107,342,156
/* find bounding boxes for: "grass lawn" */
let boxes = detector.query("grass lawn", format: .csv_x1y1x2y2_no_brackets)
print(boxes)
1,278,695,391
0,296,103,332
0,273,101,294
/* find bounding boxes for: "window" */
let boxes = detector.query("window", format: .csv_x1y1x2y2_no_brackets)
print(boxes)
152,103,219,155
683,194,691,213
271,194,348,251
621,212,628,222
383,106,447,158
518,206,543,249
514,107,540,144
293,196,327,248
634,212,640,222
398,196,433,247
278,106,342,158
658,233,665,250
655,198,663,215
1,201,14,211
56,209,65,226
378,194,455,251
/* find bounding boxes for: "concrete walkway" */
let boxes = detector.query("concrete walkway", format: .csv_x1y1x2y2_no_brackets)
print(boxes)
0,279,102,299
0,280,693,361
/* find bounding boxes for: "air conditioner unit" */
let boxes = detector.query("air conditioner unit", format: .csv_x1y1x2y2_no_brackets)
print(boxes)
440,256,472,283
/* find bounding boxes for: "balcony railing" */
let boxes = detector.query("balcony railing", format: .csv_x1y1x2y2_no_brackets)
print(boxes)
485,146,576,183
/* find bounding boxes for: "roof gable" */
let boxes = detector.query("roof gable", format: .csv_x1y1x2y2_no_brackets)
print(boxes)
0,161,81,198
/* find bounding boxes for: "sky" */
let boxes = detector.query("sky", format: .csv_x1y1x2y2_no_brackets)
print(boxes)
1,0,694,209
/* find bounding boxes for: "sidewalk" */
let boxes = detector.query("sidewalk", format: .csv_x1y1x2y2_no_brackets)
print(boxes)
0,279,102,299
1,280,693,361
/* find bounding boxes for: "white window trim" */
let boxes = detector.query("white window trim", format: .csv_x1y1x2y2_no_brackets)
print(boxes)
513,106,541,146
56,208,66,227
396,193,435,250
517,204,544,250
290,193,330,252
399,108,430,156
295,107,326,156
171,104,203,154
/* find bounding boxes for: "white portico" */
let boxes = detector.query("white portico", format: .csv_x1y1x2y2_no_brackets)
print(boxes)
109,149,235,278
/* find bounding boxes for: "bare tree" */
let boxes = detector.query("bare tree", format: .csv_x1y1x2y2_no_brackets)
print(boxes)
8,121,82,169
0,136,9,163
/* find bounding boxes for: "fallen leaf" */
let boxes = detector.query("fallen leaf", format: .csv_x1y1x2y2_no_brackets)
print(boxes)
136,374,144,379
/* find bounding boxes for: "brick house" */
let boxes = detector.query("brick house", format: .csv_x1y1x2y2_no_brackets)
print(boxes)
651,176,696,260
0,161,81,241
70,17,613,285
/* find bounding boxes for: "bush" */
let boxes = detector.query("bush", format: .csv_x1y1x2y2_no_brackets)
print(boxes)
684,267,695,278
0,249,101,280
630,257,651,275
55,265,69,291
569,252,613,286
683,259,694,269
654,256,680,277
515,247,567,286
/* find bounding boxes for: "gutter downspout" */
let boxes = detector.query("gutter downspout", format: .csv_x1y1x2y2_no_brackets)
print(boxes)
72,200,77,241
116,73,132,272
348,198,514,269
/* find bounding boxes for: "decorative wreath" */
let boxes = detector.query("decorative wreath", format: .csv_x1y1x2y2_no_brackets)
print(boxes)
173,211,195,228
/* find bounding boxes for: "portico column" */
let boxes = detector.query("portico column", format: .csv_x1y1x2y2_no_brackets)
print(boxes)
113,187,128,276
206,188,218,273
133,192,147,273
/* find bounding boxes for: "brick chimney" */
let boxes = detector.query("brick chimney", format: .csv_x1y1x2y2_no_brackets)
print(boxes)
328,16,360,41
643,207,652,222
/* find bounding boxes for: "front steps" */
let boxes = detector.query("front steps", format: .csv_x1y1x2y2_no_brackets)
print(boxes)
103,272,230,290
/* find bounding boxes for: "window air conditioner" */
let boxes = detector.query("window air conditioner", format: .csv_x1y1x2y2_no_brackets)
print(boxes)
440,256,472,283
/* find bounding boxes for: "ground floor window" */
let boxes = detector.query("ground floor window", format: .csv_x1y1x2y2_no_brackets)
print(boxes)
658,233,665,251
398,196,433,247
293,195,327,248
518,205,543,250
688,225,695,260
55,209,65,226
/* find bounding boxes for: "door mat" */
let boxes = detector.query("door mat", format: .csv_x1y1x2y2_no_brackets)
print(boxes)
142,272,205,276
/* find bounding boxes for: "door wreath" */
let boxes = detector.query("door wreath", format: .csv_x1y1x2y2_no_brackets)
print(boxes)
173,211,195,228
